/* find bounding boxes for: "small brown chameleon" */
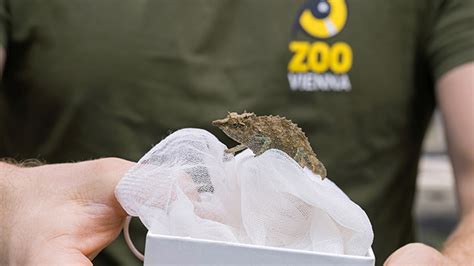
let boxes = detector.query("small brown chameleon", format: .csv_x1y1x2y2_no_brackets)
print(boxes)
212,112,327,179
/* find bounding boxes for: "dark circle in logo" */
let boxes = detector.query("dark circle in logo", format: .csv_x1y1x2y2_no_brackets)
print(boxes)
308,0,331,19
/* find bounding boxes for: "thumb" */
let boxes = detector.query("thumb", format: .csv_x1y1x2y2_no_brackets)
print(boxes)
384,243,447,266
74,158,135,217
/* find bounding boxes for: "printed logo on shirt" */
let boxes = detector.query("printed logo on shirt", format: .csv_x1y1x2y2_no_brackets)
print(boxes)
288,0,353,92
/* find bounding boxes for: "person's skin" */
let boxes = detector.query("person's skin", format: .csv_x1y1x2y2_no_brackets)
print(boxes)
0,45,473,265
385,62,474,265
0,158,134,265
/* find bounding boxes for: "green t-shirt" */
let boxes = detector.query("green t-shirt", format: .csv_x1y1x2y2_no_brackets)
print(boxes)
1,0,473,265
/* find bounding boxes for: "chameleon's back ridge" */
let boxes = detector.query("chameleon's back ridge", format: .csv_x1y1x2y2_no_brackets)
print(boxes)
212,112,327,178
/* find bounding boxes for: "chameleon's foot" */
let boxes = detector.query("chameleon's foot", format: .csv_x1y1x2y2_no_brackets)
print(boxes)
225,144,246,154
252,134,273,156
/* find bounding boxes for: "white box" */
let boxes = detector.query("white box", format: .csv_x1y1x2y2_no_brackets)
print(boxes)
144,233,375,265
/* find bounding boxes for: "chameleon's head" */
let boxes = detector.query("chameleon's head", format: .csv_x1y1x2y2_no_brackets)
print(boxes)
212,112,257,142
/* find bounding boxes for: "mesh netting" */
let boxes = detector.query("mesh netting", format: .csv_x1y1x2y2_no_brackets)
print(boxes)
115,128,373,256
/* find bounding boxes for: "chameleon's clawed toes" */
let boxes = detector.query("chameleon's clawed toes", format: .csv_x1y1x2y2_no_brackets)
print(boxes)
226,144,246,154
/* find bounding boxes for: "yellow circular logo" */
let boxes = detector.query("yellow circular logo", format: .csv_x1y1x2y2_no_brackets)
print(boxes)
298,0,348,39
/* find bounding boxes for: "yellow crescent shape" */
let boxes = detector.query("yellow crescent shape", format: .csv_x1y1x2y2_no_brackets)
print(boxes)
299,0,347,38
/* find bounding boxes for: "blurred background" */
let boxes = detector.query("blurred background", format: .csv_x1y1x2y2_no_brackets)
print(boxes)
415,110,458,248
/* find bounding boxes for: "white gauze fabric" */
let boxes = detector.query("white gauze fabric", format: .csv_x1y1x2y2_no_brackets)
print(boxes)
115,128,374,256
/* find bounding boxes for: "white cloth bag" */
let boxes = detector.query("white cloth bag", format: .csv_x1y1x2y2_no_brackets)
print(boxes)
115,128,373,256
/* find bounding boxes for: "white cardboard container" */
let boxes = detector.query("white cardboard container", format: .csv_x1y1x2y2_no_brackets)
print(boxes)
144,233,375,265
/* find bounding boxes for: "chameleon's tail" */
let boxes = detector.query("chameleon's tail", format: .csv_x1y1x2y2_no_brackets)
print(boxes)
295,148,327,179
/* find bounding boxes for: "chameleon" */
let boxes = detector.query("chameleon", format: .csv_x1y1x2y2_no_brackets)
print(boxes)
212,112,327,179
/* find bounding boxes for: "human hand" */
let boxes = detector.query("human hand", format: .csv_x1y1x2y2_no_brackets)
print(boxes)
384,243,456,266
2,158,134,266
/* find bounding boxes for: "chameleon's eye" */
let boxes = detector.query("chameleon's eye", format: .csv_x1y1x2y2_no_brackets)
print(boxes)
231,122,244,128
